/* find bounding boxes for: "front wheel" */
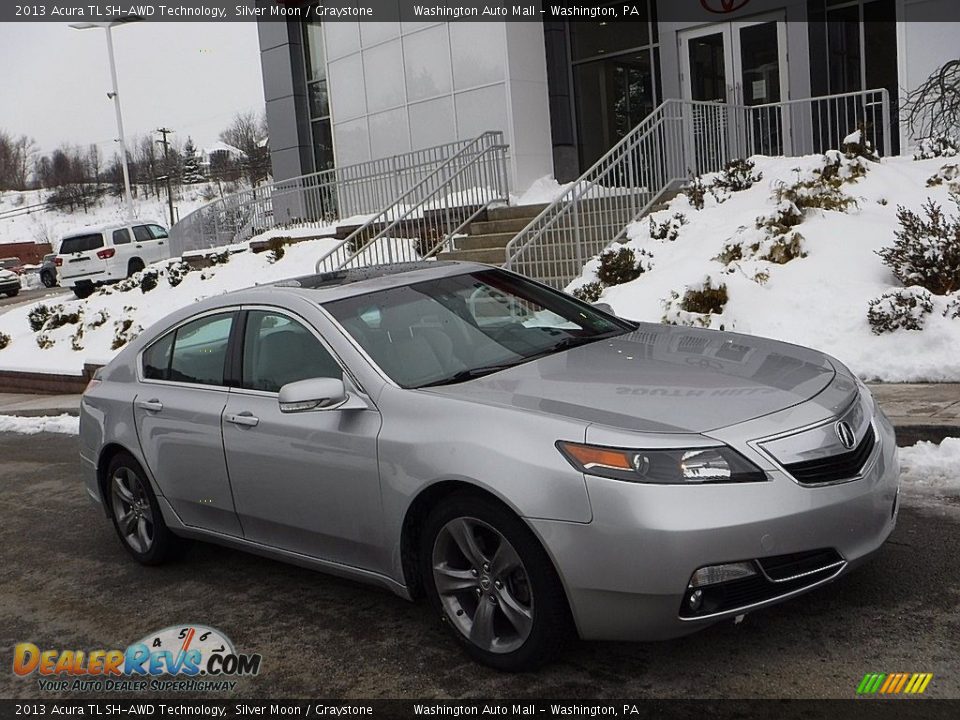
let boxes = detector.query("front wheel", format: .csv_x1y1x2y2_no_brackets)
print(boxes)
420,493,571,671
106,451,188,565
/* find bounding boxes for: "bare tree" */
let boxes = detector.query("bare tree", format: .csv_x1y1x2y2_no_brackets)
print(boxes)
904,58,960,139
219,111,271,185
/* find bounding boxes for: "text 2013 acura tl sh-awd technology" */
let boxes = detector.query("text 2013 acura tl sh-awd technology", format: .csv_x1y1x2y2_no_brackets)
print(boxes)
79,262,900,671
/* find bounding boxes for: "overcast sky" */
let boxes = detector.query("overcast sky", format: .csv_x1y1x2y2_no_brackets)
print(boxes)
0,22,266,156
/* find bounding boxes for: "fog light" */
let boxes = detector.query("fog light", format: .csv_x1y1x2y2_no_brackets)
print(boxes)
687,589,703,611
689,562,758,588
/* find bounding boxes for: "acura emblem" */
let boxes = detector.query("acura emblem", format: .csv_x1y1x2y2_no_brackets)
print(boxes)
835,421,856,450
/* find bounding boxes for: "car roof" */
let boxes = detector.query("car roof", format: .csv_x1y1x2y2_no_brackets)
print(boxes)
258,260,496,303
59,220,166,240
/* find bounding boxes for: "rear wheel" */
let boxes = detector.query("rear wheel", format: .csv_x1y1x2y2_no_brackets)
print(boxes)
73,284,94,299
3,288,18,298
127,258,145,277
40,270,57,288
420,492,571,671
106,451,188,565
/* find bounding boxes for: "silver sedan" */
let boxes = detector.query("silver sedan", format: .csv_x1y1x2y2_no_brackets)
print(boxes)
79,261,900,670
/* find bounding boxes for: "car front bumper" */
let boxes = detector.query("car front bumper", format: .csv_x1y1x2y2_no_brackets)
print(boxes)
528,409,900,642
0,279,20,294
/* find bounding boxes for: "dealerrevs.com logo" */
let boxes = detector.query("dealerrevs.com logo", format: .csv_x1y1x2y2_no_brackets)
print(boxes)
13,625,262,693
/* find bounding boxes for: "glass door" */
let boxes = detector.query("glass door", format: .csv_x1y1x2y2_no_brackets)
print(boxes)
680,16,789,168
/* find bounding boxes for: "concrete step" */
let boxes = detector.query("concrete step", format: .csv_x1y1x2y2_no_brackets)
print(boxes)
486,203,549,221
469,217,533,235
438,247,508,264
454,232,516,251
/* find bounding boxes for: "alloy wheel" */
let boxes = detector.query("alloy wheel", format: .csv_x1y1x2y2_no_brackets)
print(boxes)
111,467,155,554
432,516,534,654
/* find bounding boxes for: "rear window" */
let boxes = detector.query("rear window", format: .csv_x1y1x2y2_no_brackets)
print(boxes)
60,234,104,254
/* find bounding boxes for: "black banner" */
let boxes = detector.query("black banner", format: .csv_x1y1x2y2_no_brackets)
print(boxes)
1,0,956,23
1,700,959,720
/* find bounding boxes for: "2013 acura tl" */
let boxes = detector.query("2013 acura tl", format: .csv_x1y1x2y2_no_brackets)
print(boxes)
80,262,900,670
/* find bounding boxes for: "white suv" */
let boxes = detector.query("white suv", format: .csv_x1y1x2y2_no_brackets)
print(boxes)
57,221,170,298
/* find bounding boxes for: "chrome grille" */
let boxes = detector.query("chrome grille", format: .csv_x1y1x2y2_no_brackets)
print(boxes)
783,428,876,484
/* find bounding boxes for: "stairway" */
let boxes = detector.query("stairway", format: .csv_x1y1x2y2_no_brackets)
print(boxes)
437,204,548,265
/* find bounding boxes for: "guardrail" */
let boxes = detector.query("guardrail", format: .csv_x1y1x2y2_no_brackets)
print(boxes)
505,89,891,289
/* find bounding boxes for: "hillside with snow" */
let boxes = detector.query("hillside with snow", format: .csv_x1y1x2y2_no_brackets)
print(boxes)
569,151,960,382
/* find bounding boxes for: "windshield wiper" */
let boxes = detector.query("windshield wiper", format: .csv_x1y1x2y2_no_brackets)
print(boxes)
419,363,519,388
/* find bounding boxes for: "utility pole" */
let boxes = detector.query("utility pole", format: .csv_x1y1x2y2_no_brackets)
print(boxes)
155,127,176,227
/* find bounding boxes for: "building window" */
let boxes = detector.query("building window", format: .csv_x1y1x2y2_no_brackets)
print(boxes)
566,1,661,171
302,20,334,172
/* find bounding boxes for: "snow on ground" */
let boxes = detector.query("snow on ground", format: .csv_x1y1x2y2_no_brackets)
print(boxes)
0,184,229,251
0,233,341,375
570,153,960,382
900,438,960,493
0,414,79,435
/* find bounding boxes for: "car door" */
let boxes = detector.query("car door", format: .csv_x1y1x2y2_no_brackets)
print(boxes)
221,308,384,569
146,224,170,262
133,310,242,537
131,225,157,265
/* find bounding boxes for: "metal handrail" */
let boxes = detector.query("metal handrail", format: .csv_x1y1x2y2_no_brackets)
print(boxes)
505,88,891,289
315,132,509,273
168,135,495,256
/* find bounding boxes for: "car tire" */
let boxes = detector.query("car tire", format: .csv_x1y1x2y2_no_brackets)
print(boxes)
420,492,571,671
127,258,145,277
73,284,94,299
40,271,56,288
4,288,18,298
106,451,189,566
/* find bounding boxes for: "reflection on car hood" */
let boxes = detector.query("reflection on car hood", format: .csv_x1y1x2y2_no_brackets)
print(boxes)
427,324,849,434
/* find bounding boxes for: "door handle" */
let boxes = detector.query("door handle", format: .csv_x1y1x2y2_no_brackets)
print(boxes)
225,412,259,428
137,399,163,412
135,244,143,249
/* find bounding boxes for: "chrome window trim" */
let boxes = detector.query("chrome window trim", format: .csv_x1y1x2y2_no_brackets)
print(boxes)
757,559,847,584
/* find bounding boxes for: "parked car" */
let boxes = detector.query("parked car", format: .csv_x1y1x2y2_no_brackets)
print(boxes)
0,257,24,275
0,267,20,297
39,253,59,288
79,262,900,671
57,221,170,298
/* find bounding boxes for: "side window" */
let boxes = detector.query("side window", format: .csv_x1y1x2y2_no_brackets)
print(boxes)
132,226,153,243
167,313,234,386
148,224,169,240
112,229,131,245
142,331,174,380
243,311,341,393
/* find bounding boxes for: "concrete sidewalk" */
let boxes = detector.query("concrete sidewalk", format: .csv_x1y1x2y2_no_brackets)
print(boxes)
0,384,957,445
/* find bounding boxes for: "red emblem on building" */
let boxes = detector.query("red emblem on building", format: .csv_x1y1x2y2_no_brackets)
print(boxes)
700,0,752,13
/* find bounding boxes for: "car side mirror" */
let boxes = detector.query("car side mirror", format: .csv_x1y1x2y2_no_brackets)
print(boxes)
278,377,348,413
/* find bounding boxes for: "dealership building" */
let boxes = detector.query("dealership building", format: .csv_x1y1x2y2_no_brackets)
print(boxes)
257,0,958,192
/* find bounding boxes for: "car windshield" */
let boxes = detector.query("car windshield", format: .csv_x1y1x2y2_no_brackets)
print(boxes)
324,269,634,389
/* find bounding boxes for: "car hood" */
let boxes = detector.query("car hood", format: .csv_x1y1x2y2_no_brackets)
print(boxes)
425,324,848,434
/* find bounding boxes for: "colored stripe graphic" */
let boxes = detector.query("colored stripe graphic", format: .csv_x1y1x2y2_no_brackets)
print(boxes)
857,673,933,695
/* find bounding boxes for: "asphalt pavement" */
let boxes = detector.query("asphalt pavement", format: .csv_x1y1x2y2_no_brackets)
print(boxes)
0,432,957,701
0,284,69,312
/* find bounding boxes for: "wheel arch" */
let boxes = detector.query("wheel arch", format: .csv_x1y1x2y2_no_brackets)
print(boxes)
96,442,147,516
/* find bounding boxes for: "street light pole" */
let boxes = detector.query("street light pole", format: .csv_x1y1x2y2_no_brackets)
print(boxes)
70,19,140,221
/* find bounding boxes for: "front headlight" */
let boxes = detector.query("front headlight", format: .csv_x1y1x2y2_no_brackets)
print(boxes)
556,441,767,484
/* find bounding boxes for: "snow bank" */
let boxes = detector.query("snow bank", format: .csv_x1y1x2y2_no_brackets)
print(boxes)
0,414,79,435
900,438,960,495
570,154,960,382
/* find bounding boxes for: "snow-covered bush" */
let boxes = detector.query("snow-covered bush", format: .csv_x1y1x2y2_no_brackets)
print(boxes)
0,332,9,350
819,150,869,183
944,296,960,319
166,260,191,288
867,287,934,334
266,237,288,264
914,136,959,160
649,213,688,241
714,158,762,192
28,304,51,332
36,333,53,349
878,199,960,295
140,269,160,293
841,126,880,162
571,282,604,303
681,278,729,315
682,175,709,210
111,307,142,351
86,309,110,329
775,174,858,213
596,247,652,286
926,164,959,188
70,324,84,352
43,305,81,331
210,250,230,265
